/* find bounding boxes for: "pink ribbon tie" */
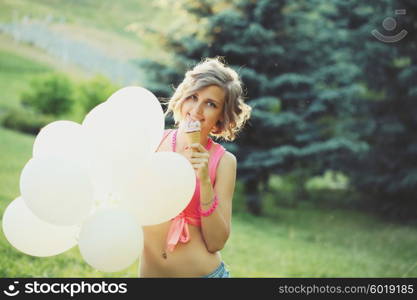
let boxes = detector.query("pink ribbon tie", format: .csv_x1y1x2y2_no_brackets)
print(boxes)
166,212,190,252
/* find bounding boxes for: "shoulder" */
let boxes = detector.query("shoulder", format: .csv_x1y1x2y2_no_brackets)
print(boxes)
218,151,237,171
214,151,237,193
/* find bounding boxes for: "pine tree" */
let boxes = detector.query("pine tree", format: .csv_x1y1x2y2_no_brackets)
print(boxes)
138,0,417,221
138,0,369,215
342,0,417,221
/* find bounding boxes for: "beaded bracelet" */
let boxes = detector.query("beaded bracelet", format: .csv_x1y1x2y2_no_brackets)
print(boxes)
199,194,219,217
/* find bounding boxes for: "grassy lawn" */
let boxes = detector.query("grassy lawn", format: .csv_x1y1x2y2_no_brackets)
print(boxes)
0,0,192,112
0,40,50,110
1,127,416,277
0,0,171,34
0,33,88,113
0,0,177,64
0,1,179,117
228,207,417,277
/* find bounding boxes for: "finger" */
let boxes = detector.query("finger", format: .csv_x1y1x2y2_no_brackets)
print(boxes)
190,158,208,164
191,160,206,166
190,143,206,152
191,152,210,158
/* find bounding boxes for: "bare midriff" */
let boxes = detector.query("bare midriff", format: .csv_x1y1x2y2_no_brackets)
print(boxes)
140,222,222,277
138,130,222,277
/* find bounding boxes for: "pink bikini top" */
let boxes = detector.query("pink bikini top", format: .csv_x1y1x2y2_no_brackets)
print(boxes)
156,129,225,252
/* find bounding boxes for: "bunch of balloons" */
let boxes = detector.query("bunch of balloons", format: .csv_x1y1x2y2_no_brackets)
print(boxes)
2,86,196,273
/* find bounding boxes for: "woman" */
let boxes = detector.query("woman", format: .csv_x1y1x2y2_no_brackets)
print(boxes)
139,57,251,277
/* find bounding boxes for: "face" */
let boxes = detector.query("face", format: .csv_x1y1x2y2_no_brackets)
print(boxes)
179,85,225,135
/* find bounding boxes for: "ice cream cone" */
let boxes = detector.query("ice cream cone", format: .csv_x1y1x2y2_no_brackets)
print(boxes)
186,130,201,145
183,117,201,145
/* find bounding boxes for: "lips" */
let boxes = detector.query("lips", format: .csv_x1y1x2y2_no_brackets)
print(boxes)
187,114,203,123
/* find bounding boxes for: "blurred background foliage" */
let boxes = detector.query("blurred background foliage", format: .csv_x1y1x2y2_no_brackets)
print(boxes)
136,0,417,221
0,0,416,277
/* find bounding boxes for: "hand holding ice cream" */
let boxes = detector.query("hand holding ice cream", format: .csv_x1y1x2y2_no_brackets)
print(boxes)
180,117,210,180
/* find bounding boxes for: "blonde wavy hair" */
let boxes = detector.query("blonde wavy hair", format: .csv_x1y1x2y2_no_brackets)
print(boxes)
163,57,251,141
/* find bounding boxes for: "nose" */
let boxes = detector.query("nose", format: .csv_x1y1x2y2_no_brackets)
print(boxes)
190,103,204,121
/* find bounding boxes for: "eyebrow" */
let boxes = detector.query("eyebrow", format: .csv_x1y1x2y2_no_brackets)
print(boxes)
192,92,224,106
208,98,222,105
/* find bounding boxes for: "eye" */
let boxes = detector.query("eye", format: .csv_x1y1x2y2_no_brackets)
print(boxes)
208,102,217,108
185,94,197,101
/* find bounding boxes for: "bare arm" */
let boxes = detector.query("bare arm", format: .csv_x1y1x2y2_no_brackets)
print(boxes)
200,151,236,253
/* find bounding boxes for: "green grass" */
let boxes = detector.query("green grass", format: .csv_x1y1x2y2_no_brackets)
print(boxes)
0,0,178,64
0,127,138,277
0,34,104,123
1,127,416,277
0,0,168,35
0,47,50,110
0,1,179,112
226,207,417,277
0,33,89,114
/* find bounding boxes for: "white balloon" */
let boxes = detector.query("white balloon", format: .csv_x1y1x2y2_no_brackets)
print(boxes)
78,207,143,273
82,86,165,196
82,102,115,201
33,120,89,165
83,102,147,198
2,197,79,257
105,86,164,154
120,152,196,226
19,156,94,226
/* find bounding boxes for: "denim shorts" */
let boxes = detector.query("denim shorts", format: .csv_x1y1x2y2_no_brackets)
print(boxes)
202,261,231,278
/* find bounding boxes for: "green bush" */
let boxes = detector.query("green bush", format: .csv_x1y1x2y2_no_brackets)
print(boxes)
2,107,56,135
6,73,120,134
305,170,349,190
21,73,74,116
77,75,119,113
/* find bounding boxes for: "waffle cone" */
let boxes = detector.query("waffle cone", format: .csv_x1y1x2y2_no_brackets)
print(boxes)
186,131,200,145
